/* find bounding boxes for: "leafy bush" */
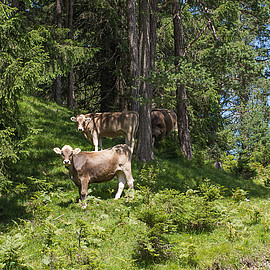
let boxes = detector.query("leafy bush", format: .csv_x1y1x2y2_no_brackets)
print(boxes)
231,187,248,202
154,184,223,232
133,204,175,263
136,164,159,204
0,233,31,269
132,181,224,264
199,179,224,202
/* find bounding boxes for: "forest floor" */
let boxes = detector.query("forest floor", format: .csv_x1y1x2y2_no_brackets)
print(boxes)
0,96,269,269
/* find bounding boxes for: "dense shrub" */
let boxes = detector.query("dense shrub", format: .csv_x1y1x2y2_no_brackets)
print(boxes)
132,179,224,264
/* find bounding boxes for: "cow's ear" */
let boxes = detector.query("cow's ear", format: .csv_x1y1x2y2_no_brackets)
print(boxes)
73,148,81,155
70,116,77,122
85,117,92,122
53,147,62,154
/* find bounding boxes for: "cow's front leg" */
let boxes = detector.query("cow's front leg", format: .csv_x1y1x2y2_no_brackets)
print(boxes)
78,185,82,202
79,176,89,209
115,171,126,199
125,134,135,153
92,132,99,151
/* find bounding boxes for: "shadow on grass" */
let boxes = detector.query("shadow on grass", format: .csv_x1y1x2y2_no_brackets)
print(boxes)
0,195,32,232
10,96,269,219
150,154,270,199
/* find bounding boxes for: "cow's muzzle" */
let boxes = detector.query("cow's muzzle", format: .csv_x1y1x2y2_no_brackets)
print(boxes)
78,127,84,132
63,160,71,166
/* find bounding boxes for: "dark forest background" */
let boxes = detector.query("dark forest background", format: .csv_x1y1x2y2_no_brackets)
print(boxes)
1,0,270,187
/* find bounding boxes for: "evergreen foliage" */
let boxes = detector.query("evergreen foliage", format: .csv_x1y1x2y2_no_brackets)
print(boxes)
0,0,270,267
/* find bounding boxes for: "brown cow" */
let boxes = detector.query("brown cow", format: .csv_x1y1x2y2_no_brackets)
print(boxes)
151,109,177,146
53,144,134,209
71,112,139,152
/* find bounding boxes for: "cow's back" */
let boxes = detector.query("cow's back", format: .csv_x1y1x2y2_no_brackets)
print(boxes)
72,144,131,183
151,109,177,139
86,112,138,137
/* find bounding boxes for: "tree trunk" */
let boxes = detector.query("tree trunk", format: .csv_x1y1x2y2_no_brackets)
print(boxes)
56,0,62,28
136,0,155,162
173,0,192,159
127,0,139,112
66,0,75,109
55,0,62,105
67,67,75,108
55,76,62,105
176,84,192,159
150,0,157,73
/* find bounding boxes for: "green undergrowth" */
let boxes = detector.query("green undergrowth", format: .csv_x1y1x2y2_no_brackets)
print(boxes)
0,96,269,269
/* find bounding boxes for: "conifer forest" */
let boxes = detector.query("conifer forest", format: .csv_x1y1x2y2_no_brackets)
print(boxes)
0,1,270,269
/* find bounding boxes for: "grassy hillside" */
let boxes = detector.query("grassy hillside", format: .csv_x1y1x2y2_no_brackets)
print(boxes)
0,96,269,269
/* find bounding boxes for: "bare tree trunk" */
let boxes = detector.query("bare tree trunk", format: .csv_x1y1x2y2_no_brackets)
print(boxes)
173,1,192,159
67,67,75,108
127,0,139,112
150,0,157,73
56,0,62,29
66,0,75,109
55,76,62,105
136,0,155,162
55,0,62,105
176,84,192,159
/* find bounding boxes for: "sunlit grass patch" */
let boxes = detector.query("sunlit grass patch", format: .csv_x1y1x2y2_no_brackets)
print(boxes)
1,96,269,269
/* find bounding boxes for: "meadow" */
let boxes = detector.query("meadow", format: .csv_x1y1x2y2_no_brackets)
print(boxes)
0,96,269,269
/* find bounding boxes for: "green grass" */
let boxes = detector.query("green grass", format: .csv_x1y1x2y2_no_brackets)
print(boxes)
0,96,269,269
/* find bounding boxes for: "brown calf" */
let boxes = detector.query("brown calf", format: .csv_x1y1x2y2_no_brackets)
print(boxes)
53,144,134,209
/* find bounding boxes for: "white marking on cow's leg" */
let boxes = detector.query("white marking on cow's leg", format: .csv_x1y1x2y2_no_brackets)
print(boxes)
98,137,103,150
125,134,134,153
93,134,99,151
115,172,126,199
131,137,135,153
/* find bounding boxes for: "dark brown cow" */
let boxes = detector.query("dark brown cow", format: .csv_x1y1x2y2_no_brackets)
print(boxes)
71,112,139,152
151,109,177,146
53,144,134,209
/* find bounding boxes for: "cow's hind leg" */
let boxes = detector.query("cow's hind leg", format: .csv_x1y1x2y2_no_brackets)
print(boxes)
78,185,82,202
115,171,126,199
122,167,134,198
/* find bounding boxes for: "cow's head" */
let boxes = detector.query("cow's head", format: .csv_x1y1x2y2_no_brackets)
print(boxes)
70,114,92,132
53,145,81,167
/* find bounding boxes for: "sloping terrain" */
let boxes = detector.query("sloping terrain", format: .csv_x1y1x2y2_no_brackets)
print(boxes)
0,96,269,269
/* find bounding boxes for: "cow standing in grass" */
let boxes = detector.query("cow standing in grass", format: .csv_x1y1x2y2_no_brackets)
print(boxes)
53,144,134,209
151,109,178,146
71,111,139,152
